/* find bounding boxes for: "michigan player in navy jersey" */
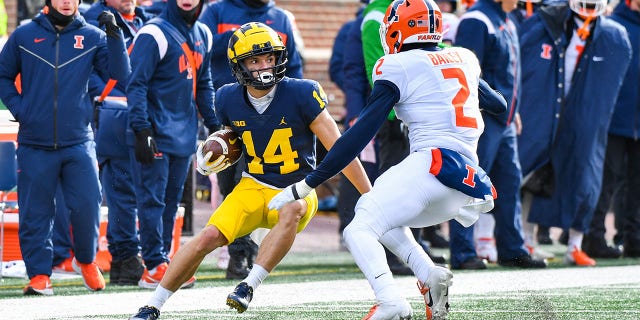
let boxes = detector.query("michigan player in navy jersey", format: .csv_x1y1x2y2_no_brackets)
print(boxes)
269,0,507,319
129,22,371,320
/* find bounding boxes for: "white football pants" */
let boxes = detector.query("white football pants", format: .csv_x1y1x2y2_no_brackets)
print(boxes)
343,150,474,303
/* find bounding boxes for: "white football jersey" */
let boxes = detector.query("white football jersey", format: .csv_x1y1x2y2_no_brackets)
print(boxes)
372,46,484,163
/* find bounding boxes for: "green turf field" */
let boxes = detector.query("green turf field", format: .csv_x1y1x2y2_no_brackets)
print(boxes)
1,245,639,319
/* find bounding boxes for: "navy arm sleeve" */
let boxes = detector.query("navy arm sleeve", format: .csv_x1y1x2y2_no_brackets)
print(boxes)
283,24,304,79
328,21,351,91
305,80,400,188
342,17,369,125
105,30,131,84
455,18,489,63
478,78,507,115
196,48,219,129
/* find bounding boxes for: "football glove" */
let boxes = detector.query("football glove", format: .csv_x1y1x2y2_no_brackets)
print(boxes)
268,179,313,211
134,128,160,164
97,11,121,39
195,141,231,176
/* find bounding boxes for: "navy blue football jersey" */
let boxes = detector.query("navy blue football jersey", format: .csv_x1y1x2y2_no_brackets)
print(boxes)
215,77,328,188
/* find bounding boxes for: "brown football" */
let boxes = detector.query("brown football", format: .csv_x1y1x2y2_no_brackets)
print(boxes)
201,129,242,165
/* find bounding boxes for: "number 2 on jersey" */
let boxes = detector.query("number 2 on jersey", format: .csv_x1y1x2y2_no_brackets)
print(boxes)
441,67,477,129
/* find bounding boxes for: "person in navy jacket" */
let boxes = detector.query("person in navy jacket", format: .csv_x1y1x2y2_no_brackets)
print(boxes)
589,0,640,259
198,0,302,91
518,0,632,265
84,0,154,48
83,0,155,286
329,4,376,241
0,0,130,295
450,0,546,270
126,0,219,289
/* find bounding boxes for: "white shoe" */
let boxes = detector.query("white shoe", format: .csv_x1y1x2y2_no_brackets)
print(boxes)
362,299,412,320
526,244,555,260
418,266,453,320
475,237,497,263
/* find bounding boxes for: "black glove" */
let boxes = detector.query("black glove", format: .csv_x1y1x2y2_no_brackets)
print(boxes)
134,128,160,164
98,11,120,39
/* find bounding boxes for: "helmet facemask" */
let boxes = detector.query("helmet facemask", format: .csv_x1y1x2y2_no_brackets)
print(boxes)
569,0,607,17
228,22,288,90
233,49,287,90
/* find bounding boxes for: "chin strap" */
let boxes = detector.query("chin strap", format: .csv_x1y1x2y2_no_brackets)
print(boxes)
577,15,594,40
525,0,533,18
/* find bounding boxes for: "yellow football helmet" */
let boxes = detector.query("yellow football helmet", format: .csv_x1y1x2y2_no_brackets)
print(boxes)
228,22,288,89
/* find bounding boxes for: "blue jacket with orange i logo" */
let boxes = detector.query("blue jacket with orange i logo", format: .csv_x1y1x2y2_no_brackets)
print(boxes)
0,11,130,148
126,0,219,157
518,4,632,231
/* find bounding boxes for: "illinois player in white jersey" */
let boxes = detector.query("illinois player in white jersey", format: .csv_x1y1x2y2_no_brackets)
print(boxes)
269,0,507,319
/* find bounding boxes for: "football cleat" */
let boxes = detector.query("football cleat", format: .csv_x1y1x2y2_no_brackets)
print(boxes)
138,262,196,289
498,254,547,269
72,258,106,291
362,300,413,320
226,282,254,313
418,266,453,320
564,246,596,266
139,262,168,289
52,257,78,274
113,255,145,286
23,274,54,296
180,275,197,289
525,244,556,260
129,306,160,320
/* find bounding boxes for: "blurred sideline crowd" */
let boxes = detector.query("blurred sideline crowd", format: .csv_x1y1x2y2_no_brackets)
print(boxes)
0,0,638,297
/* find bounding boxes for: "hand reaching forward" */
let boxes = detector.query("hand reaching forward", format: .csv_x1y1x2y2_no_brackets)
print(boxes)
268,179,313,211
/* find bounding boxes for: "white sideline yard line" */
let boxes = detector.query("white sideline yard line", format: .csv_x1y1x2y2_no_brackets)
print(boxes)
2,265,639,319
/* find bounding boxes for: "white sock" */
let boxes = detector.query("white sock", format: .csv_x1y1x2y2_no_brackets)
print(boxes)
378,227,433,280
523,222,536,247
567,229,584,252
405,244,433,283
344,221,403,303
521,191,535,246
243,264,269,290
371,272,402,303
146,285,174,310
473,213,495,240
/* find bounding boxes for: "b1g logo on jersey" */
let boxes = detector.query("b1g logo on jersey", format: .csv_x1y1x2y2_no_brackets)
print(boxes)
73,35,84,49
232,120,247,127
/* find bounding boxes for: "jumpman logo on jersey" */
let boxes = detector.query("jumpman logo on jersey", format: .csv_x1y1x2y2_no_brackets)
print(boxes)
279,117,287,125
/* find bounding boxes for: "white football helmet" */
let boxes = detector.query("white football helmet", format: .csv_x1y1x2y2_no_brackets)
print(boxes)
569,0,607,17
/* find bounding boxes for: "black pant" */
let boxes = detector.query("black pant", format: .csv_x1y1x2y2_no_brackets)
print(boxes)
588,134,640,247
337,162,378,233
